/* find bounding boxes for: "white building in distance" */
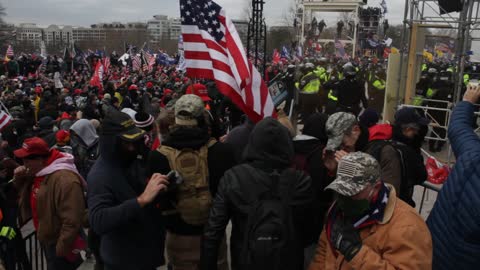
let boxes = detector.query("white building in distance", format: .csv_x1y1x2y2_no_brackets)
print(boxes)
148,15,183,42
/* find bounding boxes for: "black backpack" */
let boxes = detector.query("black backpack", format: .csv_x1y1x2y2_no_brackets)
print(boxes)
241,165,299,270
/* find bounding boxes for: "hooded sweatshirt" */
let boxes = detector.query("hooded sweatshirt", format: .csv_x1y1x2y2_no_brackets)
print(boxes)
369,124,393,141
201,118,315,270
70,119,99,148
87,121,166,269
70,119,100,179
225,118,255,162
31,150,85,229
244,117,295,170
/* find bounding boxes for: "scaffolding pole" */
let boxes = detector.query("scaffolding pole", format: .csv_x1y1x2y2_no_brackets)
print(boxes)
247,0,267,77
397,0,480,107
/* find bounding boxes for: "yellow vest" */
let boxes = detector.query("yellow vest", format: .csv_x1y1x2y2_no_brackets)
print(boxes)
300,72,321,94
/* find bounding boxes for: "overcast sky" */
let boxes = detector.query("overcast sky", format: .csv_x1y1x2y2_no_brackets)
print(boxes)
4,0,406,27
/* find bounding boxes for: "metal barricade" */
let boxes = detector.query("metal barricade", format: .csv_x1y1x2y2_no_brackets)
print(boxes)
400,102,453,161
21,229,45,270
399,101,453,215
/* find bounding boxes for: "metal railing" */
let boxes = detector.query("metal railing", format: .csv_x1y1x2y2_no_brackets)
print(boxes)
22,231,45,270
18,221,46,270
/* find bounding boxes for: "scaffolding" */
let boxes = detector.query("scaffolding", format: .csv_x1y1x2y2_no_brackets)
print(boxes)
247,0,267,76
393,1,480,202
300,0,366,57
397,0,480,106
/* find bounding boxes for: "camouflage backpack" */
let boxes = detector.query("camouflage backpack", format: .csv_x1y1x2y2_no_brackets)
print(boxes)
157,139,216,225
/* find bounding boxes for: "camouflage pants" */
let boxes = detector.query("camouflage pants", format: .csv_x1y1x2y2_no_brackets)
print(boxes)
166,232,229,270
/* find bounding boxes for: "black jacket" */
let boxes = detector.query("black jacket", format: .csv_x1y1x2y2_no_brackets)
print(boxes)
87,131,165,269
293,136,333,245
200,118,315,270
225,118,255,163
147,126,236,235
335,78,368,113
392,141,427,207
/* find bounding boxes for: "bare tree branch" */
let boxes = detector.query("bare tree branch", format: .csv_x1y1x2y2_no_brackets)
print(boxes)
0,3,6,24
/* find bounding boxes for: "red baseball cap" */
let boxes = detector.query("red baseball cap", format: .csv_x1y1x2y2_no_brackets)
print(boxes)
56,130,71,144
14,137,50,159
129,84,138,91
74,89,83,95
146,82,154,89
187,83,211,102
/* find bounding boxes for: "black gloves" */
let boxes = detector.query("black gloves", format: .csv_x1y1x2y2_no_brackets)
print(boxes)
330,218,362,261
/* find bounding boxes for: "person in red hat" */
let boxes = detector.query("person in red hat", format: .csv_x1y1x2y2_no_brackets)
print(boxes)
186,83,212,103
52,130,73,154
160,89,174,108
128,84,138,91
146,82,154,90
73,89,83,96
13,137,86,270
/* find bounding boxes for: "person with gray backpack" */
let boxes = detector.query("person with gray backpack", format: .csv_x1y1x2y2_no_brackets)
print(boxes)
200,118,316,270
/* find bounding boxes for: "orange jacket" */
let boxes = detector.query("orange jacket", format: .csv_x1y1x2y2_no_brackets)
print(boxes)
308,185,432,270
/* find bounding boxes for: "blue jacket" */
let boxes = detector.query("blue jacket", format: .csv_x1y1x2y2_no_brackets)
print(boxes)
427,101,480,270
87,133,165,269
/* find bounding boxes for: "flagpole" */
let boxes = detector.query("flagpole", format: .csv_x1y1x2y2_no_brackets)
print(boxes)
71,41,74,73
0,101,10,116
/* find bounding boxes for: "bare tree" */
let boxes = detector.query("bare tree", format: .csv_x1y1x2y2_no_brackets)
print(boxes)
281,0,301,27
243,0,252,21
339,12,353,24
0,3,6,24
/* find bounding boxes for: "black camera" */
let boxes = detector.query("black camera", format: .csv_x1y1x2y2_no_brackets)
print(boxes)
166,171,184,191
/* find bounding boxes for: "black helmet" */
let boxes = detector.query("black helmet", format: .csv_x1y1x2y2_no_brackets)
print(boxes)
343,65,356,77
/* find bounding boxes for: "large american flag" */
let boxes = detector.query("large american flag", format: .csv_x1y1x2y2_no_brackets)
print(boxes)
180,0,275,122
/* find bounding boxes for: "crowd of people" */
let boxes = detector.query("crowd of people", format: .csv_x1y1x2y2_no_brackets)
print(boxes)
0,50,478,270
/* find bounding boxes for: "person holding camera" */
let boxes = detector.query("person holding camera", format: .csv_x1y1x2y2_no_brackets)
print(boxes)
147,94,236,270
87,109,169,270
427,84,480,269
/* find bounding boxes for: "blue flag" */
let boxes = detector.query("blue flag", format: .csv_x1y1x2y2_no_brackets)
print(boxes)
281,46,291,59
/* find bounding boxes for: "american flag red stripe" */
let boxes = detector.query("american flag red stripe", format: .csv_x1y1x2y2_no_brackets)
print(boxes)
6,45,14,57
0,110,12,131
181,0,275,122
103,57,111,75
144,51,156,72
132,55,141,71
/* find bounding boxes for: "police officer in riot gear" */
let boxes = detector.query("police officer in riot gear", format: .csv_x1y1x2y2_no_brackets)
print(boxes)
329,65,368,116
297,63,322,121
369,69,387,114
413,68,437,106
